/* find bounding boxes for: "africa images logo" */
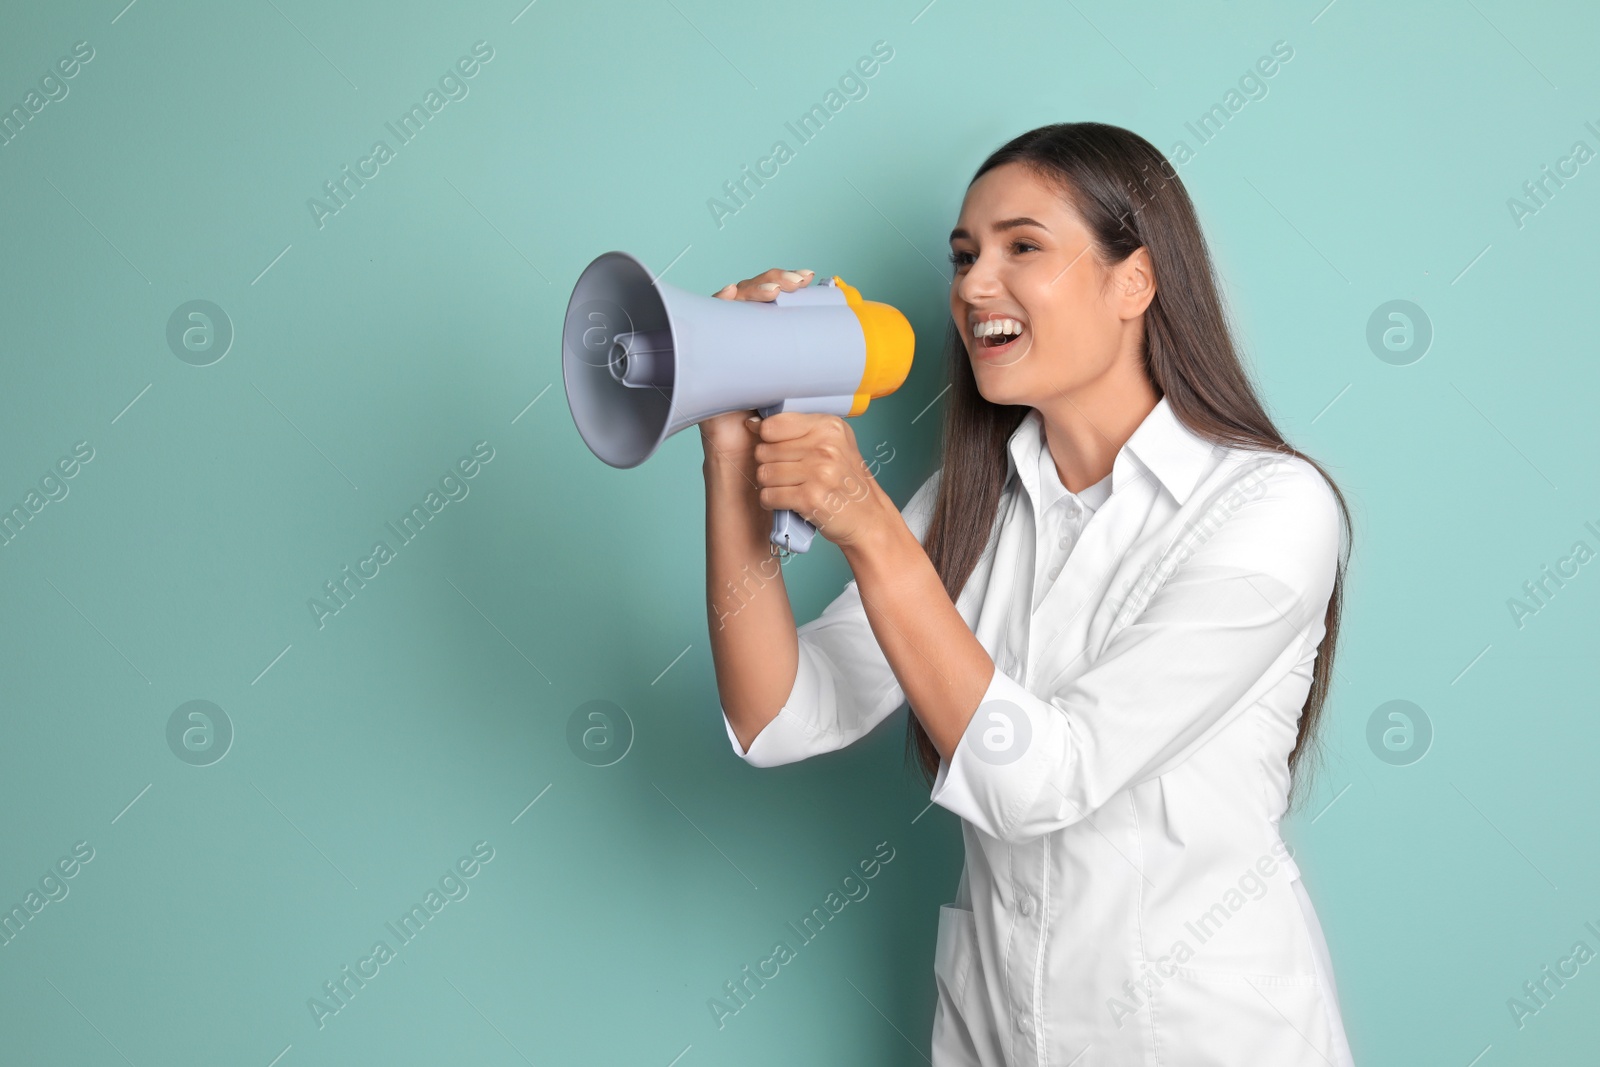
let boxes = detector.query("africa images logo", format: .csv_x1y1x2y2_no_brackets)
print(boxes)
966,699,1033,765
305,841,495,1030
707,40,894,229
707,840,896,1029
305,41,495,230
308,441,495,629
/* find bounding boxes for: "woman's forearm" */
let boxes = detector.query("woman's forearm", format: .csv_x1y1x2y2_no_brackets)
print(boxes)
839,502,995,763
703,450,800,752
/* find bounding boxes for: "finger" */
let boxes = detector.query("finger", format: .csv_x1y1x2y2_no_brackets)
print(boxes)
712,283,737,299
751,439,809,463
756,484,810,515
769,268,815,292
757,483,850,524
755,267,814,284
742,268,816,301
751,411,826,443
755,459,808,487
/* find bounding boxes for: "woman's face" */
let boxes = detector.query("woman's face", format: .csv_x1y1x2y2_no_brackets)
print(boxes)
947,161,1152,408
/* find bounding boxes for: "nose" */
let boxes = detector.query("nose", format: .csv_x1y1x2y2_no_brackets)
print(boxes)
954,248,1003,306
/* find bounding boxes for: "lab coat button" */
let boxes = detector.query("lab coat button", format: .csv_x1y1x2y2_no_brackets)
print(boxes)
1047,564,1061,580
1058,535,1071,549
1018,895,1034,917
1015,1011,1033,1031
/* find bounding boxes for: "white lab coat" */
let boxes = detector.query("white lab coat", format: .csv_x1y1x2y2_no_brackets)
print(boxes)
723,396,1356,1066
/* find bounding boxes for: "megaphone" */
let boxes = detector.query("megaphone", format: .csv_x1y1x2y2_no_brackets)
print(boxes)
562,251,915,554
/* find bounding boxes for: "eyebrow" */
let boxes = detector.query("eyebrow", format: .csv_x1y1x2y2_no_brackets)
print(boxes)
948,216,1050,243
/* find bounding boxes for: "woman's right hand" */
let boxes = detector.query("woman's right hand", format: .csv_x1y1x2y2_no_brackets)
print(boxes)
698,267,816,463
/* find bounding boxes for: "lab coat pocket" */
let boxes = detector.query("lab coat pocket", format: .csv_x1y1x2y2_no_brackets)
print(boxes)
1153,965,1334,1067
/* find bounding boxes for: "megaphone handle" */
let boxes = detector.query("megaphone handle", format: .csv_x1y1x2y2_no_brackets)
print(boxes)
770,507,818,555
756,401,819,555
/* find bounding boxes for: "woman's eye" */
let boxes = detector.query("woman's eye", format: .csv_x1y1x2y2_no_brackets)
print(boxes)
946,243,1038,268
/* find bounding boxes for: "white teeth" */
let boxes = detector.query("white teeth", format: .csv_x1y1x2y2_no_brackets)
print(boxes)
972,318,1024,340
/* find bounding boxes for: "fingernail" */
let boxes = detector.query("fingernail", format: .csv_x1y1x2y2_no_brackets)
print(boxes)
782,271,804,283
799,269,815,277
757,282,780,291
745,416,759,426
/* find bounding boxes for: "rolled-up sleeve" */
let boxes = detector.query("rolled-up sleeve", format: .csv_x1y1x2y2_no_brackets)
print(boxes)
724,470,943,767
928,460,1342,842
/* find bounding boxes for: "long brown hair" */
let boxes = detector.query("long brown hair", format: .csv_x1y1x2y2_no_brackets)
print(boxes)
908,122,1352,814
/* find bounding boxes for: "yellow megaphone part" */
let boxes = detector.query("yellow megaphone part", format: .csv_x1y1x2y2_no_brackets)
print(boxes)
831,275,915,416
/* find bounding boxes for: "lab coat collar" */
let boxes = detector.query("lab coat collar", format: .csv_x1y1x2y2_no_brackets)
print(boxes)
1004,395,1218,508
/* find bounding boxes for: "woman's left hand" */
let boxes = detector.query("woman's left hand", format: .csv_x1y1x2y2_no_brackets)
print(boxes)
748,412,895,550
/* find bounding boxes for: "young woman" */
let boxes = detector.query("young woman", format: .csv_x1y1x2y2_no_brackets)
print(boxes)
701,122,1355,1067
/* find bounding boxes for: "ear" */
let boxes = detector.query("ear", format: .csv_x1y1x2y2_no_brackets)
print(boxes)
1114,247,1157,320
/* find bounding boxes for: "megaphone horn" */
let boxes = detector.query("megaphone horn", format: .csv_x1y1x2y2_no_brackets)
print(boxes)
562,250,914,554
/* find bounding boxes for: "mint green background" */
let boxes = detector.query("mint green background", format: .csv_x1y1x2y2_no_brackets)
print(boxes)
2,1,1597,1063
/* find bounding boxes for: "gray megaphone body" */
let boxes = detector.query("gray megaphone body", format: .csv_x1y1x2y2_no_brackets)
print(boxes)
562,251,915,553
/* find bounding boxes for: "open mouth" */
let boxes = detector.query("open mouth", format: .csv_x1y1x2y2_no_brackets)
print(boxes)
981,329,1023,352
973,318,1027,359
